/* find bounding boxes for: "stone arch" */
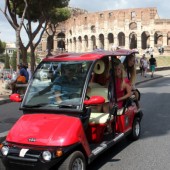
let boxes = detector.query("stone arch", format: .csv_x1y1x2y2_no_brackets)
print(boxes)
141,31,150,49
129,22,137,30
57,32,65,39
46,35,54,50
66,39,68,51
154,31,163,46
91,35,96,50
118,32,125,47
167,32,170,45
69,39,72,52
108,33,114,44
57,40,65,51
108,33,114,50
73,37,76,52
57,32,65,50
78,36,82,52
99,34,104,49
84,35,88,51
129,32,137,49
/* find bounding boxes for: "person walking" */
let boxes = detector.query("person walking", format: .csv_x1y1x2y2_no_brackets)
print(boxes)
142,55,149,77
149,54,157,78
139,54,145,76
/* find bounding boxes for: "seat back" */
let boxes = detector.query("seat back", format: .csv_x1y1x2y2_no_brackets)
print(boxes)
89,112,114,124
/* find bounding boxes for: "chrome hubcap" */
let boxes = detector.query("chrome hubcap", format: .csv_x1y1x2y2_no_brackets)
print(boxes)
72,158,83,170
135,122,140,136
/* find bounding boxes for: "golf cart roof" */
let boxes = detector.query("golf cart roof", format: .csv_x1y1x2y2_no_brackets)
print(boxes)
43,49,138,62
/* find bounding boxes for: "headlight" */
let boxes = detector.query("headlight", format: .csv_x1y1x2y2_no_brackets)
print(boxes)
1,146,9,156
42,151,52,161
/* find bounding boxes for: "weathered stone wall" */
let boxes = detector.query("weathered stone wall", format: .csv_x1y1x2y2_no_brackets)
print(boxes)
40,7,170,56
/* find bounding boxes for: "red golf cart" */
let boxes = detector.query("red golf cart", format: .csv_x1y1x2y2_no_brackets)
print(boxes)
0,49,143,170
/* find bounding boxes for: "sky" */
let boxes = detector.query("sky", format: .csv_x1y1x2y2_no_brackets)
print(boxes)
0,0,170,44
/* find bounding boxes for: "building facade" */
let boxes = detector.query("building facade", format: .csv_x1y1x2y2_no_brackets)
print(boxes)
40,7,170,55
5,42,16,58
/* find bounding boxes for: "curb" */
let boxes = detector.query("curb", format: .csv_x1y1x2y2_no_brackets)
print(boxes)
136,75,163,85
0,98,11,105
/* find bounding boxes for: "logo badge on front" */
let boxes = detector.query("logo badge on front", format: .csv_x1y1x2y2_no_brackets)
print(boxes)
28,138,36,142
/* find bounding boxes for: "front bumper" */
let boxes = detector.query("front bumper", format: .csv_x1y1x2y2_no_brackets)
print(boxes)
1,150,62,170
0,143,69,170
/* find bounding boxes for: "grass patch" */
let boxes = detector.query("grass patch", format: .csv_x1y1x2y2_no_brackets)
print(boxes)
155,56,170,67
136,55,170,67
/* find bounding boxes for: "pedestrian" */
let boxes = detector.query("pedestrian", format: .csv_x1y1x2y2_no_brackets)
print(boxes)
162,46,164,54
158,46,163,55
23,63,32,81
139,54,145,76
142,56,149,77
149,54,157,78
21,63,29,83
149,47,154,55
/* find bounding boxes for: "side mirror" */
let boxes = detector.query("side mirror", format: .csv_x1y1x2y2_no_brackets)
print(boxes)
84,96,105,105
9,93,22,102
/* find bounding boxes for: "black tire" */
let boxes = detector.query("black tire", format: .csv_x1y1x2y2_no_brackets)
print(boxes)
58,151,86,170
5,168,11,170
127,118,141,141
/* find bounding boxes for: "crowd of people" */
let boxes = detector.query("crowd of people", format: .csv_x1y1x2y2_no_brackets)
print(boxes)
139,52,157,78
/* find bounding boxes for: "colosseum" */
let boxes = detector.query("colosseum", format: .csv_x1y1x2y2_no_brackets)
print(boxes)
39,7,170,56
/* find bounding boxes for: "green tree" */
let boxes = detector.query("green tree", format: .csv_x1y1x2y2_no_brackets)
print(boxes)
0,0,70,72
46,7,71,57
0,40,6,54
0,54,6,63
10,51,17,71
4,54,10,69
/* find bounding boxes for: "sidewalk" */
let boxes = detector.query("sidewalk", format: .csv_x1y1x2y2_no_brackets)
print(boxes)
0,81,11,105
136,68,170,85
1,67,170,105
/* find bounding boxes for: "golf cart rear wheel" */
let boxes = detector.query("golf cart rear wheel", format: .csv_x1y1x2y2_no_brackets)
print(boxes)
127,118,141,141
58,151,86,170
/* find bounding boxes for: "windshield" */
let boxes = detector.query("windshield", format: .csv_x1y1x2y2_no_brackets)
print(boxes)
23,61,92,109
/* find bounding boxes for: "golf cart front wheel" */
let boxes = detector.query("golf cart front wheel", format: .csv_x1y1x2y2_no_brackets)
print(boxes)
58,151,86,170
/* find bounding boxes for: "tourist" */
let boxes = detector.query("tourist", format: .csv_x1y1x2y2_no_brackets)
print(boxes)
149,54,157,78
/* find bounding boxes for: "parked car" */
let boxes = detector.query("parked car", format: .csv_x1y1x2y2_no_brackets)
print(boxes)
0,49,143,170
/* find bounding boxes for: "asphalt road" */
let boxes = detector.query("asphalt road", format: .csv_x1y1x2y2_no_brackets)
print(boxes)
1,76,170,169
0,102,22,133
